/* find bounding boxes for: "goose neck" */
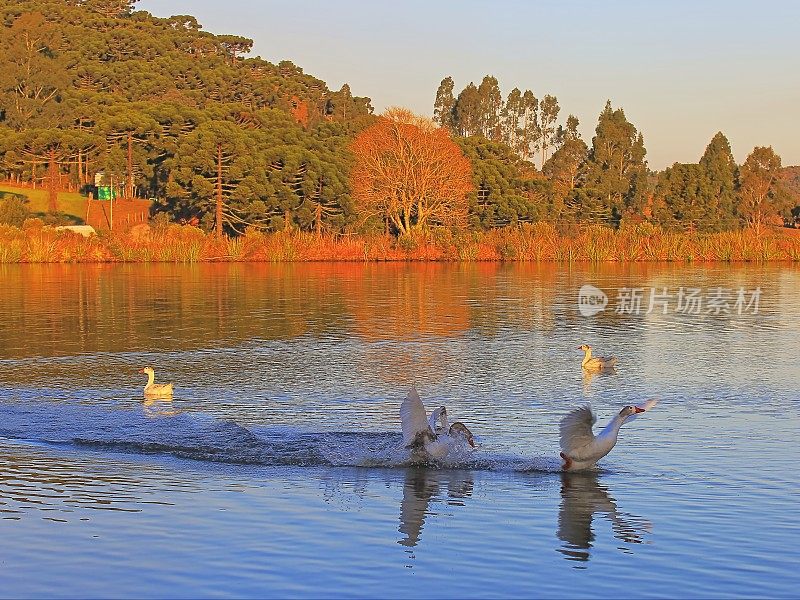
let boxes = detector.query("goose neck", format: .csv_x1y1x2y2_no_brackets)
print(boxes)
581,347,592,366
598,414,625,440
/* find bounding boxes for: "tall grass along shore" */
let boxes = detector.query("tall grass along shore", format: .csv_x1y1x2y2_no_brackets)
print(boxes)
1,221,799,263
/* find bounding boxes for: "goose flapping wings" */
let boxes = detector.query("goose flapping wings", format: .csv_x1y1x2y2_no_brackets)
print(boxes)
400,385,435,449
559,400,659,470
399,387,476,460
559,405,597,460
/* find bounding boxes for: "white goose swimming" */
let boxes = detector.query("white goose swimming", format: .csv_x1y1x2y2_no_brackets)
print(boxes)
559,400,658,471
578,344,617,372
140,366,174,399
400,386,475,462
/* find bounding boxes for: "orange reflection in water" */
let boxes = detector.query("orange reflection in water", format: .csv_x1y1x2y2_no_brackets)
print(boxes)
1,262,794,362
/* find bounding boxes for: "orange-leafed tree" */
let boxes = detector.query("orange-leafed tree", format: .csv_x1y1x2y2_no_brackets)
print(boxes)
350,107,474,235
739,146,789,233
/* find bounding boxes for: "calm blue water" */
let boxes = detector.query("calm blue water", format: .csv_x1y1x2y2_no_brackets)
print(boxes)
0,263,798,598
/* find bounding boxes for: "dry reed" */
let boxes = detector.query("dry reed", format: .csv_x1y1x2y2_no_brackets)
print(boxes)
0,221,798,263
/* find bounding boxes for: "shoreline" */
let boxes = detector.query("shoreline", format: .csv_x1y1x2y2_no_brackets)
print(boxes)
1,222,799,264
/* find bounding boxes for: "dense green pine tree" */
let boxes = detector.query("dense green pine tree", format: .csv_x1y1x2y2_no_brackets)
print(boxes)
699,131,739,230
543,115,587,221
97,103,161,197
0,0,372,233
0,12,71,128
652,163,709,231
572,100,647,225
653,132,741,232
456,136,543,228
4,127,95,212
82,0,138,19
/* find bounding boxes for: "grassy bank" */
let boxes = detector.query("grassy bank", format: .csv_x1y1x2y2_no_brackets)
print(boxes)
0,184,87,221
1,221,799,263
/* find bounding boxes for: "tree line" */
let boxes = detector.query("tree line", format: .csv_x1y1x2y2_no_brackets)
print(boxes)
434,75,794,232
0,1,795,237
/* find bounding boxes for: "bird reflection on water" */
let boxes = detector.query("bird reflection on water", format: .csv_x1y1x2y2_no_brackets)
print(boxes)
142,397,181,418
398,468,474,549
557,472,652,565
396,467,652,566
581,367,616,394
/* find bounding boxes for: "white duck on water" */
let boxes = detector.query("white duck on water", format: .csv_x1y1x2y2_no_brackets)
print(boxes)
140,366,174,399
559,400,658,471
400,386,475,462
578,344,617,372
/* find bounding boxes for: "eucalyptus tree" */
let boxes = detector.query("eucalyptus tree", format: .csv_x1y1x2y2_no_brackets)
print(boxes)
501,87,524,156
453,82,481,138
538,94,560,169
433,76,456,133
477,75,503,141
519,90,540,164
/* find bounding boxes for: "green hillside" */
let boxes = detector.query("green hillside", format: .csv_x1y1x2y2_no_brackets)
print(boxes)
0,0,373,234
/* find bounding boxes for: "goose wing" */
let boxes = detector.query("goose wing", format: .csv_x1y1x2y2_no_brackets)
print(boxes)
560,405,597,455
400,386,432,447
427,408,440,435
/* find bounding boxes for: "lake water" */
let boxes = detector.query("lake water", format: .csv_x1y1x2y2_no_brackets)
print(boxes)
0,262,798,598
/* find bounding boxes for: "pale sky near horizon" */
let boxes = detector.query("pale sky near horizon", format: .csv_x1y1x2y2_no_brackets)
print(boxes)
138,0,799,170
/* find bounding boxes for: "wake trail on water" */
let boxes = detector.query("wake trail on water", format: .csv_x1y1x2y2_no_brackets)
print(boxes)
0,401,560,472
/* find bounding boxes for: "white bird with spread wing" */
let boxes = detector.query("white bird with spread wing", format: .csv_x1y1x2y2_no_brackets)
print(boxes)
400,386,475,462
559,400,658,471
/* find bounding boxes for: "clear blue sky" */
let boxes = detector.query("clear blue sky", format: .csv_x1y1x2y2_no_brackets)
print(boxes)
138,0,799,169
